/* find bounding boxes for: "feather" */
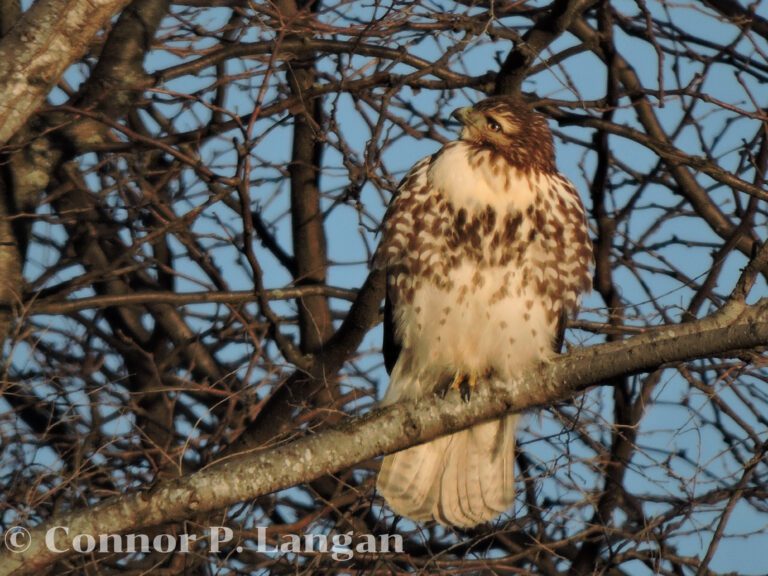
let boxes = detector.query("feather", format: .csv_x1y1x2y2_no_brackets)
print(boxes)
383,275,402,375
379,416,517,528
373,96,593,528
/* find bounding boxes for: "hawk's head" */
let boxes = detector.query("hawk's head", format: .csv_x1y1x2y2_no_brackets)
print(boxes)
451,96,556,173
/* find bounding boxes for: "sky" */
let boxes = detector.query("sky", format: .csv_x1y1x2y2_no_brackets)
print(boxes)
5,0,768,573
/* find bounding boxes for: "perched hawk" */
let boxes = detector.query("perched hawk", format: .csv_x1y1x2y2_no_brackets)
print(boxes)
374,96,593,527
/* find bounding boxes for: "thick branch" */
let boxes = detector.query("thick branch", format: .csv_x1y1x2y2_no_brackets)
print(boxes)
279,0,333,355
2,298,766,575
231,268,385,449
0,0,132,144
702,0,768,41
494,0,598,95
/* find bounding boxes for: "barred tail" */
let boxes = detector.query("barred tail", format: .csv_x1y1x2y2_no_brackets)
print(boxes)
377,414,517,528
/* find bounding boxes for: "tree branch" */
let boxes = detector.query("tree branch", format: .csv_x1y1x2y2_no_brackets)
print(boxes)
2,298,766,575
494,0,598,95
26,286,357,315
0,0,132,145
701,0,768,41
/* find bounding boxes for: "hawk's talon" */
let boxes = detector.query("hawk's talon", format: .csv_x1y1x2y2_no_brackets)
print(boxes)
449,372,464,392
436,370,483,401
435,373,454,399
453,371,478,403
459,377,472,403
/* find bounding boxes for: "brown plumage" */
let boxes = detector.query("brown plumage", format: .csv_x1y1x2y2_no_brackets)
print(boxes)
375,96,593,527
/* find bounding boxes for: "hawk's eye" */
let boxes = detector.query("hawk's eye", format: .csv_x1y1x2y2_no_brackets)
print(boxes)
486,118,502,132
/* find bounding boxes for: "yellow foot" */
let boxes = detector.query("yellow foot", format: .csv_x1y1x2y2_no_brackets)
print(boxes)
437,369,494,402
450,371,473,402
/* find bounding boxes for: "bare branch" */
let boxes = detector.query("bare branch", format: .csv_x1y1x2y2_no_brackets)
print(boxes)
2,299,766,574
0,0,132,144
495,0,599,95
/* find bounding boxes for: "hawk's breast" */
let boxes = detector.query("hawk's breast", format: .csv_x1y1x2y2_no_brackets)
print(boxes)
379,141,592,395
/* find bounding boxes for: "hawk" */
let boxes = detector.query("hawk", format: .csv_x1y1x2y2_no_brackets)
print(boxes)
374,95,593,528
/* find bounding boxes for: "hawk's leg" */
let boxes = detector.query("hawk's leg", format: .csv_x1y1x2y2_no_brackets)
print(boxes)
436,370,492,402
436,372,473,400
455,372,476,403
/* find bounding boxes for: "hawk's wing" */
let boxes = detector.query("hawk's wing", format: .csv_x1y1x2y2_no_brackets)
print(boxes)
553,306,567,354
383,276,401,375
376,156,433,375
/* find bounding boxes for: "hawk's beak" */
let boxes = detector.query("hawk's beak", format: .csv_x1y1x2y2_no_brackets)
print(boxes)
451,106,473,125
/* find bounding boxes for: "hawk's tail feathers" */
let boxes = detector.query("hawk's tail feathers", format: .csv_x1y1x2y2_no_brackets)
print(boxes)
377,414,518,528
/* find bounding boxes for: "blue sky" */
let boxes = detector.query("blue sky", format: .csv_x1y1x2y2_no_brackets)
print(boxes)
6,1,768,573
